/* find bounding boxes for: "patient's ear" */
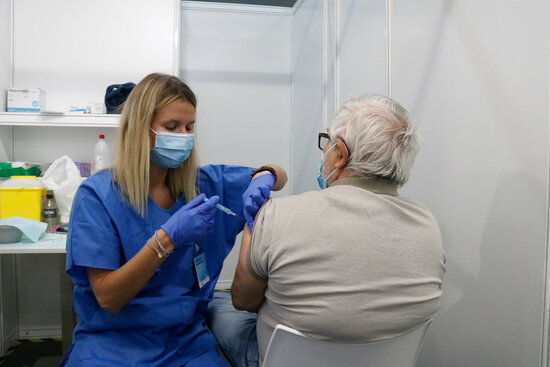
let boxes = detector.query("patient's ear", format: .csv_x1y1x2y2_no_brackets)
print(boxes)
334,139,349,169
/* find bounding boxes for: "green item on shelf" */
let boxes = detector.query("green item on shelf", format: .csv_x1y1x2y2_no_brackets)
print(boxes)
0,162,42,178
12,165,41,177
0,162,11,178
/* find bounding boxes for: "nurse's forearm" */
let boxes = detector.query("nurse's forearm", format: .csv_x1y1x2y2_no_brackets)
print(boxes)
253,164,288,191
87,230,175,313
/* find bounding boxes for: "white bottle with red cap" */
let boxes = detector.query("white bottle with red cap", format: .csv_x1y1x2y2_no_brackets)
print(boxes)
92,134,110,174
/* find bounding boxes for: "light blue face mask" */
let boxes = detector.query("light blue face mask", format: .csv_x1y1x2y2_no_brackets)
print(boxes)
317,143,338,189
150,129,194,168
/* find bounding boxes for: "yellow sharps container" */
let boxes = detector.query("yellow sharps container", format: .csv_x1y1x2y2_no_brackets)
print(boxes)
0,176,47,221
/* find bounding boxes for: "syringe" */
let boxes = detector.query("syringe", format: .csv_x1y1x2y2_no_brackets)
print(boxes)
203,197,244,220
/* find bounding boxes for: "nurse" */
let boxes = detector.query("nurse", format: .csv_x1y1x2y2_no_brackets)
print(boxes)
61,73,287,366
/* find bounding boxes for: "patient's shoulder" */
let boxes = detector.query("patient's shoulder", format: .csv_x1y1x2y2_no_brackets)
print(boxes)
271,189,324,206
265,190,328,220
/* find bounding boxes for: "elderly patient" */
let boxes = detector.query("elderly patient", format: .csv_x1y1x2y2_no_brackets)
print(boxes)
207,94,446,367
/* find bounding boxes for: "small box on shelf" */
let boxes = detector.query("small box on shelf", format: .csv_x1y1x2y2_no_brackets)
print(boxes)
6,88,46,113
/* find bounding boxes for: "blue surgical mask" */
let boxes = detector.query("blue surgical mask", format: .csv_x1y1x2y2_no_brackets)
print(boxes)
150,129,194,168
317,143,338,189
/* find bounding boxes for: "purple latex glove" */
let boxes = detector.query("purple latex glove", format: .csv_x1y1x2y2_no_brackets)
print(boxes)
161,193,220,247
242,173,275,231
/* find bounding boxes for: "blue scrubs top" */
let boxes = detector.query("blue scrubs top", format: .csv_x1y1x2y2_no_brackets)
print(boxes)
62,165,252,366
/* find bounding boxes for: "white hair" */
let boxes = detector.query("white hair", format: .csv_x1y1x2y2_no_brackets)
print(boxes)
329,94,419,185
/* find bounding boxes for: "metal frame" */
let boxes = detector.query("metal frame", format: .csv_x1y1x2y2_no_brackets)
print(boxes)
181,1,293,14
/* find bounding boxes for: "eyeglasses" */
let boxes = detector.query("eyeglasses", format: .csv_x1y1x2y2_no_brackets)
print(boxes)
318,132,351,158
318,132,330,150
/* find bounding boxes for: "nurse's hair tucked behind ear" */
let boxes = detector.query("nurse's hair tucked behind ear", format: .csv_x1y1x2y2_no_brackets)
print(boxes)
113,73,199,217
329,94,419,186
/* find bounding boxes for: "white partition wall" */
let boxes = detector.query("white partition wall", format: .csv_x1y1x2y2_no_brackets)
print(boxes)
291,0,387,194
0,0,12,161
391,1,548,366
0,0,10,112
180,2,292,287
291,0,324,194
291,0,550,366
0,0,17,354
337,0,386,100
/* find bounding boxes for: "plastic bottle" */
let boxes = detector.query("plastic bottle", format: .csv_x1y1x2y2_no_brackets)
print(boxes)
92,134,110,174
42,190,60,232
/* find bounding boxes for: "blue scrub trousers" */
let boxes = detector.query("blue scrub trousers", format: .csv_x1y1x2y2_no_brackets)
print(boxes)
207,291,259,367
184,350,230,367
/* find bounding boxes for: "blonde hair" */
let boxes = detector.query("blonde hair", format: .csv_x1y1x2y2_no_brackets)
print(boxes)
330,94,419,186
113,73,198,216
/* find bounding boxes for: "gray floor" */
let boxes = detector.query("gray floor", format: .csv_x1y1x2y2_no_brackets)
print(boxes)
33,356,63,367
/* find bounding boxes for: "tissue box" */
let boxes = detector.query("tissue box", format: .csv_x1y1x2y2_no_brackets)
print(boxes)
7,88,46,113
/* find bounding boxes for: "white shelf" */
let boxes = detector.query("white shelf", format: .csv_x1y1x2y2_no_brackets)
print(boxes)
0,112,120,127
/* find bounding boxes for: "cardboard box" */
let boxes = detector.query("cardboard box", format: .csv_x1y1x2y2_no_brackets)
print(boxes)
7,88,46,112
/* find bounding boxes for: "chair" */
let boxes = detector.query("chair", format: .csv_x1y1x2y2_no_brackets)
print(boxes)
262,319,433,367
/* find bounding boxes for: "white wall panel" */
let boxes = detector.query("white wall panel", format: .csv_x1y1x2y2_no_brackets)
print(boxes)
0,0,11,112
291,0,324,194
12,126,117,164
180,6,291,173
338,0,386,102
0,0,12,161
0,1,17,351
0,127,12,162
392,1,548,366
13,0,178,112
291,0,387,196
180,5,292,287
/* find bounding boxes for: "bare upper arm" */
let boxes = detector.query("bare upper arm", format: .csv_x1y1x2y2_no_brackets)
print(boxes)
231,225,267,312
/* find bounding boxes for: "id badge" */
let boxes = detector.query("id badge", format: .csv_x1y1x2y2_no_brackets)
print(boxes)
193,252,210,289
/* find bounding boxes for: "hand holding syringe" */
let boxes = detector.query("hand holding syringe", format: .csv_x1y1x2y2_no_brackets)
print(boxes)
203,197,244,220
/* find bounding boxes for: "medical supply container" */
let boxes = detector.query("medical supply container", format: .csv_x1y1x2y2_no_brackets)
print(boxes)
92,134,110,174
0,176,46,221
